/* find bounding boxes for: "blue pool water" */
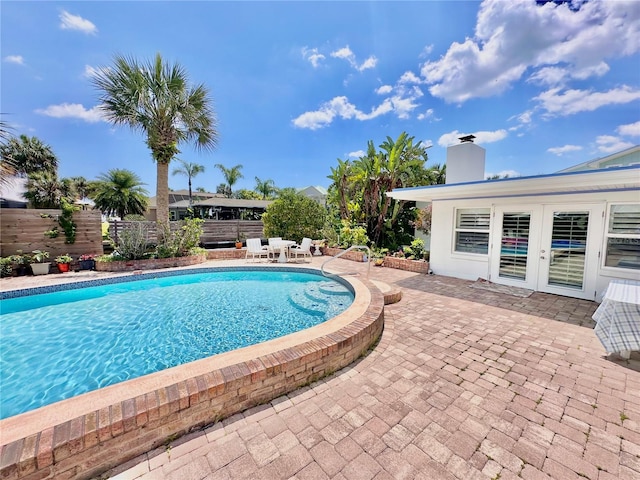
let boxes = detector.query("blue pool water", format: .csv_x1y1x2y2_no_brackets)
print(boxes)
0,269,353,419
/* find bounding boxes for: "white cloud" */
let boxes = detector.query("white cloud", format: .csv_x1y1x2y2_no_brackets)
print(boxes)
398,71,422,84
292,96,393,130
417,108,436,121
418,139,433,149
595,135,634,154
4,55,25,65
421,0,640,103
82,64,109,78
59,10,97,35
36,103,104,123
347,150,365,158
419,45,434,58
547,145,583,156
535,85,640,117
617,121,640,137
376,85,393,95
438,129,507,147
330,45,377,72
301,47,325,68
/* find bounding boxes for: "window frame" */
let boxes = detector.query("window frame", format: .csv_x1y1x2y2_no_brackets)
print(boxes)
453,207,491,256
602,202,640,272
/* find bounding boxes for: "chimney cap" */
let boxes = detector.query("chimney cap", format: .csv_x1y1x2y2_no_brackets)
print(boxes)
459,134,476,143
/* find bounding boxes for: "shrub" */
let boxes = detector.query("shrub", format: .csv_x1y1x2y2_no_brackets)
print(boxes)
262,191,326,242
404,238,427,260
113,222,152,260
339,220,369,248
1,257,13,277
157,218,204,258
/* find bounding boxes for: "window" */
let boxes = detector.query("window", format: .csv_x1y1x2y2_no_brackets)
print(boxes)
605,204,640,270
454,208,490,254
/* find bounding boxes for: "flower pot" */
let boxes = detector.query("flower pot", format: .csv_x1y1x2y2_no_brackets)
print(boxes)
235,242,243,249
57,263,70,273
79,259,95,270
31,263,50,275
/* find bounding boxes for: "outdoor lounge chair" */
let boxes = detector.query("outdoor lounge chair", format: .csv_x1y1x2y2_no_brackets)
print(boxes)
245,238,270,262
267,237,283,257
290,237,313,262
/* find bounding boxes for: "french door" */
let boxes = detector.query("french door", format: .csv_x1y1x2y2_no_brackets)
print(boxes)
491,204,604,300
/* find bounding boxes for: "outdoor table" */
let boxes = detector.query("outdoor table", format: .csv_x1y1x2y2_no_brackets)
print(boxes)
592,279,640,359
271,240,296,263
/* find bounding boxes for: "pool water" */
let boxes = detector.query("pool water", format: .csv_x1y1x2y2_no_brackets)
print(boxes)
0,270,353,419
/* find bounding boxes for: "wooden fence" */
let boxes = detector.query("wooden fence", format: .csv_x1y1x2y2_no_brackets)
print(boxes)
0,209,103,258
109,219,265,246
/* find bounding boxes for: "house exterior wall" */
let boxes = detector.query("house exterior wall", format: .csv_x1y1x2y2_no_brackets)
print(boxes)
429,190,638,300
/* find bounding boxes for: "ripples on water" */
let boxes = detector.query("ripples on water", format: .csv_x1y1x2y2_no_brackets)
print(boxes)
0,271,353,419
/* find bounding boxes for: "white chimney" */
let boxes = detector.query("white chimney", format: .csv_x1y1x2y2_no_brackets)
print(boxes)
445,135,485,184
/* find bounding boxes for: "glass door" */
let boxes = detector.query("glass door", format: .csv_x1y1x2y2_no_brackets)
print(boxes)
490,206,541,290
537,205,603,300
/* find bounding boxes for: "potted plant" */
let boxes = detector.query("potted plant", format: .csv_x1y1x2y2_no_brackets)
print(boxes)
235,233,245,249
30,250,51,275
10,250,30,276
78,254,96,270
55,254,73,273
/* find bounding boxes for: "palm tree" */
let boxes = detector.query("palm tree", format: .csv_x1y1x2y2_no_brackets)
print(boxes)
92,53,218,236
0,134,58,177
91,169,149,219
254,176,277,200
327,158,353,220
172,159,205,207
214,163,243,198
0,118,16,186
24,171,67,208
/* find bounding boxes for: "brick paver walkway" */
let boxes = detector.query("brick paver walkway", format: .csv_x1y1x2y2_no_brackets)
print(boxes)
88,260,639,479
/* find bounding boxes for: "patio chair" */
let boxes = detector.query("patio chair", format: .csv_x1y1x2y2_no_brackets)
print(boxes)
245,238,270,262
290,237,313,262
267,237,283,257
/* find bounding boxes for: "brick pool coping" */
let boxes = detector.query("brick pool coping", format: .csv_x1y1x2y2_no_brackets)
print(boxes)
0,266,385,480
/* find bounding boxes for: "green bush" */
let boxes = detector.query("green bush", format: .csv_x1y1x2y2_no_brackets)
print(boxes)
404,238,428,260
157,218,204,258
262,191,326,242
339,220,369,248
113,222,152,260
1,257,13,277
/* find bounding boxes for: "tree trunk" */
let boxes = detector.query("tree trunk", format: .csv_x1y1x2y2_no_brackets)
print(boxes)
156,161,170,242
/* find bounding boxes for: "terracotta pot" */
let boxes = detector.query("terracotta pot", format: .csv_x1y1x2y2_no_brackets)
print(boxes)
235,242,243,249
58,263,70,273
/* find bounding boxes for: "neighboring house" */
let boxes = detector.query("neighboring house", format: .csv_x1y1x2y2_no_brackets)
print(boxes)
0,176,28,208
145,190,223,221
192,197,272,221
389,139,640,301
557,145,640,172
298,185,328,205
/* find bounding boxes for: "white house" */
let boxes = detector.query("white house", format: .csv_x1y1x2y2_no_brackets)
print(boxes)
388,139,640,301
298,186,328,205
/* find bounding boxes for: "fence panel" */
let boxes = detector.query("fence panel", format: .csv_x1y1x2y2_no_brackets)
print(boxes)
108,219,265,246
0,209,103,257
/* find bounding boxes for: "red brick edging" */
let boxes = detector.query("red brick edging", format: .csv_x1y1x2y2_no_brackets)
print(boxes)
95,254,207,272
0,275,384,480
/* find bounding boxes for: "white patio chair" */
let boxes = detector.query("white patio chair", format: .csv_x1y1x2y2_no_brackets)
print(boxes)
245,238,270,262
290,237,313,262
267,237,283,257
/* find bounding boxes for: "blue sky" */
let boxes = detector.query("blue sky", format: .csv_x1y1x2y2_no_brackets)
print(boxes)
2,1,639,195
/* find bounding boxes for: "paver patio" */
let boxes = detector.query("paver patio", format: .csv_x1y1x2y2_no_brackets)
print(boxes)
3,257,639,479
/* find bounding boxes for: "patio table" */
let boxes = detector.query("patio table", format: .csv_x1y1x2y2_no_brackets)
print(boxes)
593,279,640,359
270,240,296,263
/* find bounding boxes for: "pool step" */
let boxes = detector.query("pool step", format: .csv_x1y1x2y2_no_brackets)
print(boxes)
316,281,352,297
288,282,352,317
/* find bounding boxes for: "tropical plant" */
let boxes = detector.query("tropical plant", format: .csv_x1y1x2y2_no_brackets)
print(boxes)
172,159,205,207
262,190,326,242
91,169,149,219
31,250,50,263
92,53,218,238
0,118,16,187
55,254,73,264
23,170,69,208
326,132,435,249
234,188,262,200
403,238,427,260
0,134,58,177
254,176,278,200
338,220,370,249
214,163,243,198
0,257,12,277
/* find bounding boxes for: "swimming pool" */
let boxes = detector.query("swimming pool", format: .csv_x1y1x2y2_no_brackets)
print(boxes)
0,268,354,419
